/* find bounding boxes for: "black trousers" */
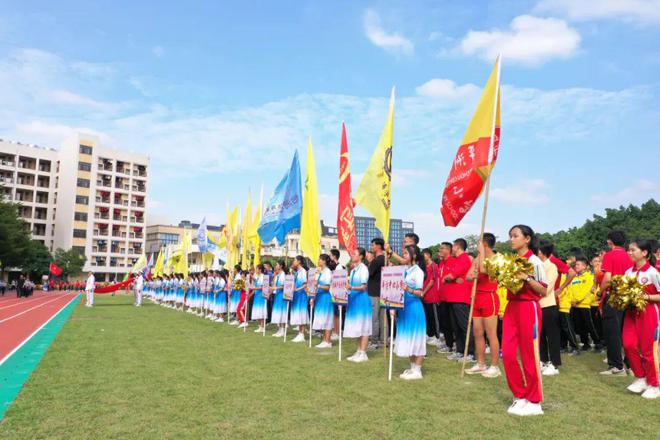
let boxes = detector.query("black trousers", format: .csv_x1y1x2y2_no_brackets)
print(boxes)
424,302,441,338
602,301,625,369
559,311,579,350
449,302,473,356
439,302,454,349
540,306,562,366
591,306,603,341
573,307,602,348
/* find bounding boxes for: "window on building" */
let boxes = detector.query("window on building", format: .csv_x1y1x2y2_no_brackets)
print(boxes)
73,229,87,238
74,212,88,221
76,195,89,205
78,162,92,171
79,145,93,155
72,246,86,255
77,178,90,188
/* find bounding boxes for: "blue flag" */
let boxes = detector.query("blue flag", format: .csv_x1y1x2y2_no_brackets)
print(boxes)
197,218,209,253
258,150,302,244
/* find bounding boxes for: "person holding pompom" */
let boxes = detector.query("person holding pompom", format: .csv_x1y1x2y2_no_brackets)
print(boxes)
502,225,548,417
622,239,660,399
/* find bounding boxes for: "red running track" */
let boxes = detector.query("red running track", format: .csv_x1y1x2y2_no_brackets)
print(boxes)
0,291,80,364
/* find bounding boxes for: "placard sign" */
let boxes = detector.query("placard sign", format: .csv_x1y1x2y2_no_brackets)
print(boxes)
283,274,295,301
330,269,349,304
380,266,406,309
262,275,271,299
307,268,318,296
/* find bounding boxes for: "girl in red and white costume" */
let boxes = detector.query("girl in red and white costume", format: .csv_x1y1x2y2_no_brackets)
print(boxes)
502,225,548,417
622,239,660,399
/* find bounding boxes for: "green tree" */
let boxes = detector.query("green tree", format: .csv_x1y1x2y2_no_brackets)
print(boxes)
22,240,52,278
52,248,87,277
0,193,32,269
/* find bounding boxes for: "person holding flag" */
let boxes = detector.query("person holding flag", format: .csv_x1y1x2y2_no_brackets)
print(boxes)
250,264,268,333
270,260,288,337
230,264,243,325
311,254,336,348
345,248,371,363
134,271,144,307
290,256,309,343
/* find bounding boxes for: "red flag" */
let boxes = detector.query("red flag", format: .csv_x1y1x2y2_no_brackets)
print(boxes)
49,262,63,276
441,58,501,227
337,123,357,253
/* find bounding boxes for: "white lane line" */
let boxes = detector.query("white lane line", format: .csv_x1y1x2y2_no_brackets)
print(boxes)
0,295,74,324
0,294,64,311
0,294,79,366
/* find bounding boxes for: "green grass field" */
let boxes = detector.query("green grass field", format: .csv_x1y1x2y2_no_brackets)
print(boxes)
0,294,656,439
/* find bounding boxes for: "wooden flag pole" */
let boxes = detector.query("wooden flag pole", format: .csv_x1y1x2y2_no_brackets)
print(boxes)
309,300,313,348
388,309,396,381
461,56,501,378
284,302,290,343
383,306,387,358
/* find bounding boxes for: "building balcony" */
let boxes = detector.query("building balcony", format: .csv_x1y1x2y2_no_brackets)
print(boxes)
94,213,110,220
0,159,15,168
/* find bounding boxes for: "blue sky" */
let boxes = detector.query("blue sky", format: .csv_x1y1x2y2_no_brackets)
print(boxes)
1,0,659,246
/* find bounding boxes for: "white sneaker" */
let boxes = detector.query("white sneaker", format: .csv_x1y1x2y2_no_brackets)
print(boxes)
627,378,649,394
426,336,439,346
237,322,248,329
273,329,284,337
351,351,369,363
229,320,239,326
399,369,412,379
330,333,339,341
465,364,487,375
346,352,360,362
292,333,306,343
436,344,451,353
446,352,461,360
254,327,264,333
482,365,502,378
518,402,544,416
215,317,225,322
641,386,660,399
542,364,560,376
507,399,527,415
402,369,423,380
315,341,332,348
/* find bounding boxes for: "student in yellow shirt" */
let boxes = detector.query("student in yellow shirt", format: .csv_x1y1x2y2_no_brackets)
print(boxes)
570,257,603,351
496,285,507,352
558,271,580,355
590,255,604,346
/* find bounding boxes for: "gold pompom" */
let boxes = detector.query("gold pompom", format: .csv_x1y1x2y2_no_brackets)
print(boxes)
233,278,245,291
608,275,647,312
484,254,535,294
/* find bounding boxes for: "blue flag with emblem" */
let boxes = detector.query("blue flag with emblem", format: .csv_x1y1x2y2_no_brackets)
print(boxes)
258,150,302,245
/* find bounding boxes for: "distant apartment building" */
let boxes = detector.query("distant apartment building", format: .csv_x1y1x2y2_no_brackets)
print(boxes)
354,216,415,254
0,134,149,281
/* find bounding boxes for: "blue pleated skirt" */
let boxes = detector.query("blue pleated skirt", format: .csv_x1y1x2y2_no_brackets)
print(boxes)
251,290,267,320
344,290,372,338
216,291,228,313
230,289,241,312
312,291,334,330
290,290,309,325
271,291,287,324
395,293,426,357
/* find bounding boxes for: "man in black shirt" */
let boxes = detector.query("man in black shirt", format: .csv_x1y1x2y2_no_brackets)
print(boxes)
368,238,386,348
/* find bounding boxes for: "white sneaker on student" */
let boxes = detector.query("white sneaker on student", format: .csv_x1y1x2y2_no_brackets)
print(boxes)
352,351,369,363
229,320,239,326
254,326,264,333
402,369,423,380
542,364,560,376
237,322,248,328
399,369,412,379
346,352,360,362
482,365,502,378
465,364,487,375
446,352,461,360
426,336,439,346
627,378,649,394
292,333,306,343
215,317,224,322
641,386,660,399
315,341,332,348
507,399,527,415
518,402,544,416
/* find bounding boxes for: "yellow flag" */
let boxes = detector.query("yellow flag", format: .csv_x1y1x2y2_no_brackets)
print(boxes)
174,231,191,278
153,248,164,277
241,194,252,269
300,137,321,264
355,87,395,242
202,252,214,270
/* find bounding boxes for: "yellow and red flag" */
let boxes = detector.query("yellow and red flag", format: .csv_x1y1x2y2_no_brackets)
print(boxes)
441,56,501,227
337,123,357,253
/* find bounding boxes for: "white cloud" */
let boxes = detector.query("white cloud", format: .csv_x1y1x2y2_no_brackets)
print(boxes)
47,89,117,112
591,179,660,205
535,0,660,25
152,46,165,58
458,15,581,65
363,9,414,55
491,179,550,205
415,79,480,100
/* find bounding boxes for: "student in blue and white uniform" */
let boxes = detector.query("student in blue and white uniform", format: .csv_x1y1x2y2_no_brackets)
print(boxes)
345,247,371,363
396,245,428,380
250,264,268,332
214,270,229,322
312,254,336,348
290,256,309,343
174,275,183,310
230,265,243,324
271,260,288,337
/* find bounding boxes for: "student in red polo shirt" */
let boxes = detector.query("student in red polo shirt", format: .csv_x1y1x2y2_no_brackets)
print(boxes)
444,238,473,361
435,242,454,353
622,239,660,399
465,233,501,378
599,230,634,375
502,225,547,417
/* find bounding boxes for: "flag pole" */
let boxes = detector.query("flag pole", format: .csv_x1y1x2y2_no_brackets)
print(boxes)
388,309,395,381
338,305,343,361
461,55,501,378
